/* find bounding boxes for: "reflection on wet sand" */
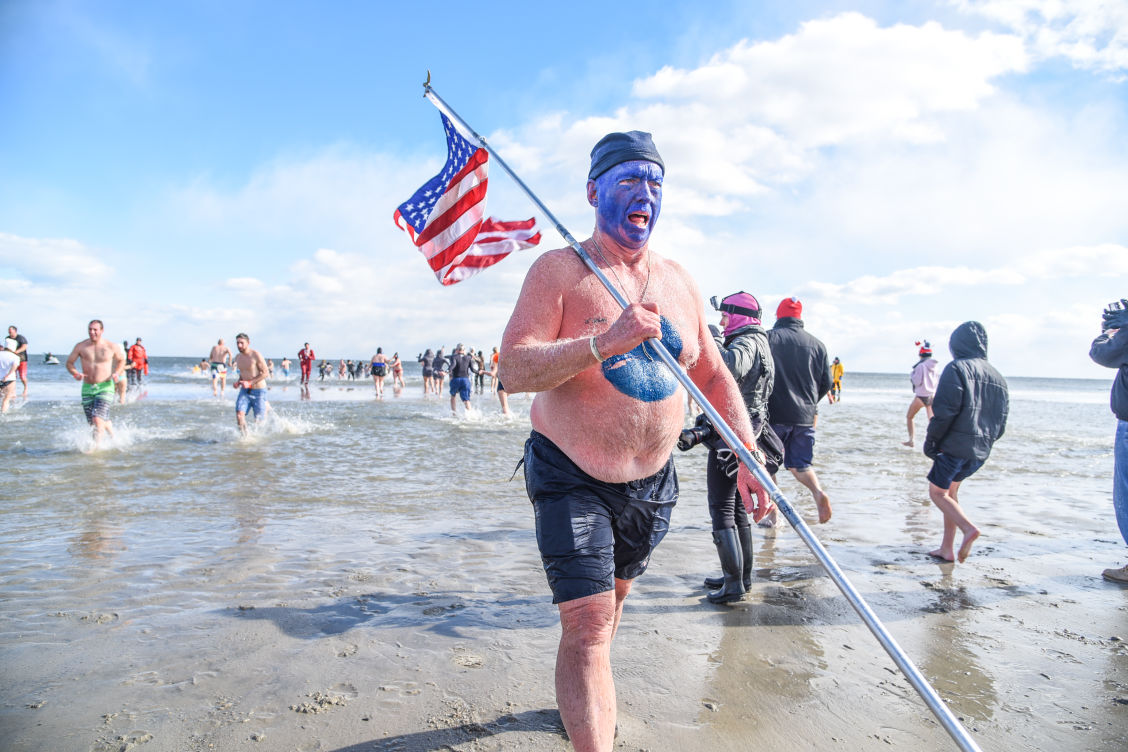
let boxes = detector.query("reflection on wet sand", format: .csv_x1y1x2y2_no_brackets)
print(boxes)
918,573,998,722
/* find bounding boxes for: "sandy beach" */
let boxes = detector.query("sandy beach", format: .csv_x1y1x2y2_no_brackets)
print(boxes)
1,365,1125,751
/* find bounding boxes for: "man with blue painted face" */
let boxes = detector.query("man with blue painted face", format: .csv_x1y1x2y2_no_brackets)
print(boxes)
500,131,772,752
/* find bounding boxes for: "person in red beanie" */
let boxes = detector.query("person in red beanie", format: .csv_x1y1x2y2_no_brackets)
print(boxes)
765,297,833,525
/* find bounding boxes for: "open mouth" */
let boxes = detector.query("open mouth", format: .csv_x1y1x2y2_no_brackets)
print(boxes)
628,211,650,227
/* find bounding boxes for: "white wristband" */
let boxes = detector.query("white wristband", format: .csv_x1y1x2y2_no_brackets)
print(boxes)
589,336,605,363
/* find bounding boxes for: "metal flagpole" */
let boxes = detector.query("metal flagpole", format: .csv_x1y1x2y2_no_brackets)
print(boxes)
420,77,984,752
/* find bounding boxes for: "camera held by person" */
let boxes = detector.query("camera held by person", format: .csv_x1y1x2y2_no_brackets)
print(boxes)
678,413,719,452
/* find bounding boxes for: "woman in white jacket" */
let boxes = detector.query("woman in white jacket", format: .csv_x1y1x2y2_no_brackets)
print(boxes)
904,341,940,447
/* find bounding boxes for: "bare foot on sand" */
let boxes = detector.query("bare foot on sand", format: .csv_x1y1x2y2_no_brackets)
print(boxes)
928,549,955,562
957,528,980,563
902,440,913,447
816,492,832,523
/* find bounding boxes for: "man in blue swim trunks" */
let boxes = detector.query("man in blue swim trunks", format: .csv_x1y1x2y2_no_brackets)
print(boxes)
232,332,269,435
500,131,772,752
447,343,474,414
765,296,834,526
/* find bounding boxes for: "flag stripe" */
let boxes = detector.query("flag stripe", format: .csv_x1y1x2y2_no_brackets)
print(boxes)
415,173,488,247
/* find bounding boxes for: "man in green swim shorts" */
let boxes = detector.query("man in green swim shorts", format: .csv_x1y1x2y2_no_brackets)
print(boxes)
65,319,126,444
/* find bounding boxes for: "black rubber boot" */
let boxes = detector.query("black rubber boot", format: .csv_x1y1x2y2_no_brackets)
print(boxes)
706,528,745,604
704,525,754,590
736,524,753,589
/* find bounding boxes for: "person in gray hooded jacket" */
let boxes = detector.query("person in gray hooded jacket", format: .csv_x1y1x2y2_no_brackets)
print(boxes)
923,321,1009,563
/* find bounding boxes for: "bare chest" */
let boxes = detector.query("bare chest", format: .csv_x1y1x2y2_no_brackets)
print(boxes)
560,277,701,369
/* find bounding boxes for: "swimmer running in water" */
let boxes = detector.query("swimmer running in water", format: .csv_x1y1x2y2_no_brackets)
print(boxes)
209,338,232,396
390,352,405,392
232,332,269,436
65,319,126,445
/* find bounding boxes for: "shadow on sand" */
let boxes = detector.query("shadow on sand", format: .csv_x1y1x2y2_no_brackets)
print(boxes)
325,708,566,752
220,589,557,639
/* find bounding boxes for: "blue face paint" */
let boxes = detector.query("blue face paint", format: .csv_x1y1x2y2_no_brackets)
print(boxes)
601,316,682,402
592,160,663,250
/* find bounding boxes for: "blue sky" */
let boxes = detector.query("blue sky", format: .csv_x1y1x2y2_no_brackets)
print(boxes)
1,0,1125,378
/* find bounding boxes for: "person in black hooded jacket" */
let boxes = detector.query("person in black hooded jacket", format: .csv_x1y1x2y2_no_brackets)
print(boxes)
923,321,1009,563
766,296,833,526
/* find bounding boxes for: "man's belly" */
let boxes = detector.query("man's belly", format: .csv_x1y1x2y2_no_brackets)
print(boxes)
530,378,685,483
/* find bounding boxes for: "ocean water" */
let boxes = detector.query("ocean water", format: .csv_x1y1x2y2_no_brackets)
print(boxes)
0,358,1121,750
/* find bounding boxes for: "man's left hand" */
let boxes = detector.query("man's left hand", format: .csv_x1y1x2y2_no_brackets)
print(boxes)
738,462,773,522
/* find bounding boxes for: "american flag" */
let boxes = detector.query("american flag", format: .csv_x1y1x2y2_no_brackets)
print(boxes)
394,113,540,285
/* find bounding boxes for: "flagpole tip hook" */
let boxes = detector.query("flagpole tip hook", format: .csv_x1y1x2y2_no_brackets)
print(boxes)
423,70,431,92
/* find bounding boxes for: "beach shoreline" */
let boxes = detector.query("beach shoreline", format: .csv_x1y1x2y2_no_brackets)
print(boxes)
1,367,1125,751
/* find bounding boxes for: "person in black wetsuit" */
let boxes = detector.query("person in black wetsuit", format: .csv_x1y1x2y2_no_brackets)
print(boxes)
418,349,435,395
680,291,783,603
432,347,448,394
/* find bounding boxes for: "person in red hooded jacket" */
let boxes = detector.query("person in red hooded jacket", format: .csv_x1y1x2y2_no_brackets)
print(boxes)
298,342,315,385
127,338,148,386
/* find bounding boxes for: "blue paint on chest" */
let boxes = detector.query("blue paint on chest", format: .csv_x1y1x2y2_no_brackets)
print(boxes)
601,316,682,402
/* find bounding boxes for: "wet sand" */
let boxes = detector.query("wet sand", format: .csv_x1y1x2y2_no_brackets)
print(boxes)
5,475,1126,752
1,369,1125,751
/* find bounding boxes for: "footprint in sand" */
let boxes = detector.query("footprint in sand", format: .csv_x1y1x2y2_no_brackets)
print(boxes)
452,648,484,668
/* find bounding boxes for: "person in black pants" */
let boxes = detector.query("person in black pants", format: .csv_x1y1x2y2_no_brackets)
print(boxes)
681,291,783,603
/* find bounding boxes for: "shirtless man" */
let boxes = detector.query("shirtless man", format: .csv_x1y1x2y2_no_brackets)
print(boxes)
208,338,232,396
65,320,126,444
232,333,269,435
500,131,771,752
8,325,28,397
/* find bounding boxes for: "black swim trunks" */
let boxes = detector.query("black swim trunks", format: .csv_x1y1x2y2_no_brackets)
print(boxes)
523,430,677,604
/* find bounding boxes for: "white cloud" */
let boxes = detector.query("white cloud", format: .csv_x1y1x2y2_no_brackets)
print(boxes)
0,232,113,284
796,244,1127,305
633,13,1028,148
954,0,1128,74
489,12,1029,226
170,145,435,256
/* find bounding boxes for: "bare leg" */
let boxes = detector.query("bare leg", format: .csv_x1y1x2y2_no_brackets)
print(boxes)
498,390,511,416
928,480,979,562
790,467,831,523
236,411,248,436
904,397,923,446
91,416,113,444
555,581,631,752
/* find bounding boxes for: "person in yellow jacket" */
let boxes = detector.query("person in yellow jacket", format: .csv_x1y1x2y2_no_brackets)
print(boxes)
829,357,844,403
